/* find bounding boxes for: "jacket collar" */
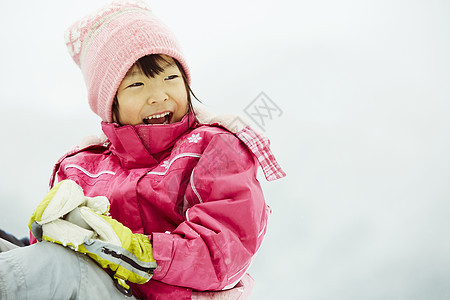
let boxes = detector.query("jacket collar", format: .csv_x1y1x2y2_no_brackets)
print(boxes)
101,112,197,169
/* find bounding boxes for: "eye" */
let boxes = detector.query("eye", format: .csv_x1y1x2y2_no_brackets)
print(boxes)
165,75,179,80
127,82,143,88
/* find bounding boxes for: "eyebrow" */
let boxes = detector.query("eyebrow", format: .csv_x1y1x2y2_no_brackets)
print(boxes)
124,70,141,78
160,60,177,70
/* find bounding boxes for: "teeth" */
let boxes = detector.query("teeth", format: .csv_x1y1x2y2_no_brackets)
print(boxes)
145,111,170,120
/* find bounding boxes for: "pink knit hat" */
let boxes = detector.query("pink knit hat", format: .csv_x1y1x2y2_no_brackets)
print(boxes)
64,0,191,122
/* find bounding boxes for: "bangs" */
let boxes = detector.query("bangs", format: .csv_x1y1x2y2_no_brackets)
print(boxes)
135,54,169,78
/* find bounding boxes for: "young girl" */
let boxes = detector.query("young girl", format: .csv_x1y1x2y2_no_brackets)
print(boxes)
0,1,285,299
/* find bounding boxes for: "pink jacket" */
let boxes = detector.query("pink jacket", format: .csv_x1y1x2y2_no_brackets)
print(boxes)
43,113,285,299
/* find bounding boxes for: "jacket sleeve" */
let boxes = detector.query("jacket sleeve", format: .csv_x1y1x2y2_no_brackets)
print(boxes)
151,132,270,291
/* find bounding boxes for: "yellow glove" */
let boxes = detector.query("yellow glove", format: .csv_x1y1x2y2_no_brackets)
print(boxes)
28,180,109,243
29,180,156,296
66,206,156,295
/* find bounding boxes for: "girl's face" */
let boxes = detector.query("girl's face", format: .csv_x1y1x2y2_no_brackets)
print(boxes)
114,55,188,125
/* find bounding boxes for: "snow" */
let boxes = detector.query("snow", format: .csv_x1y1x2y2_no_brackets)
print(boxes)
1,0,450,299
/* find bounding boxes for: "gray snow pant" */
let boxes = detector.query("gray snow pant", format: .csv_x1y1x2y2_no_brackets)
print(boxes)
0,241,136,299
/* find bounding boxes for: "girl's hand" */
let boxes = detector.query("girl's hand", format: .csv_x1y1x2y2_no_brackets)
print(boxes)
69,206,156,295
28,180,109,242
28,179,156,296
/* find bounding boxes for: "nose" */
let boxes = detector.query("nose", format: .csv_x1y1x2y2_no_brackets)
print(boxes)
146,87,168,104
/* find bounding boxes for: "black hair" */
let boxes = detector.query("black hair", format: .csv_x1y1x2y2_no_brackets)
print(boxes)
112,54,200,125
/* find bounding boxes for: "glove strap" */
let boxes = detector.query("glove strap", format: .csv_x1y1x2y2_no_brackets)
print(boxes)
106,269,134,297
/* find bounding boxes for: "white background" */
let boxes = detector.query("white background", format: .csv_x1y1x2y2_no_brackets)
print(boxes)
1,0,449,299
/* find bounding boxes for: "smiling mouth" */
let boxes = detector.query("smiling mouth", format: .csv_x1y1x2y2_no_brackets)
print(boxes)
143,111,173,125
